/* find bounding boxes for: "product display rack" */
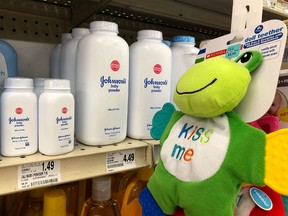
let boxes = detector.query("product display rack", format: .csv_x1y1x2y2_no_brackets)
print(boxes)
0,138,151,195
0,0,287,196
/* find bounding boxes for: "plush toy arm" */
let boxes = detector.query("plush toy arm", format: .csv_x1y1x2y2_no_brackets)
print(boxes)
264,128,288,195
150,102,176,140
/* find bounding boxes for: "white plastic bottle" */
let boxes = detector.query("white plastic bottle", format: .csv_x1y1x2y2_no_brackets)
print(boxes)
76,21,129,146
170,35,199,106
0,79,4,95
60,28,90,96
33,77,46,98
162,40,172,47
50,33,72,78
0,39,18,84
39,79,74,155
128,30,172,139
1,77,37,156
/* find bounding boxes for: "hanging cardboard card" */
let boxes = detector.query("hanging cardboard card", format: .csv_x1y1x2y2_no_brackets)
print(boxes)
196,19,287,123
231,0,263,34
277,70,288,129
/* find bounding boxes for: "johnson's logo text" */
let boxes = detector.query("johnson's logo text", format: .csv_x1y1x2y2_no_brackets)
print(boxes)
143,78,168,88
100,76,127,87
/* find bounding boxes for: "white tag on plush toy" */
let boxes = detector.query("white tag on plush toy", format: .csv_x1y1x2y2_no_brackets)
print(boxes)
197,20,287,122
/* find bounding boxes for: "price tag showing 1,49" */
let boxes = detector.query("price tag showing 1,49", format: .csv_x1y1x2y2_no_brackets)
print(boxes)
106,149,136,172
18,160,61,189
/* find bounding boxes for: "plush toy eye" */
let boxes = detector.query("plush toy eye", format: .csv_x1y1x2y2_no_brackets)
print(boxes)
234,51,263,73
238,52,252,65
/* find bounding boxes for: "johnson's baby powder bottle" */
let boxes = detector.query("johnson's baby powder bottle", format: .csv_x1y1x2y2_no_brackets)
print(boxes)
170,35,199,106
50,33,72,78
33,77,46,98
1,77,37,156
76,21,129,146
39,79,74,155
0,79,4,95
34,77,46,146
128,30,172,139
60,28,89,96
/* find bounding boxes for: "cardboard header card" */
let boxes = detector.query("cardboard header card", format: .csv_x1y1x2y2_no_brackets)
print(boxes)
197,20,287,122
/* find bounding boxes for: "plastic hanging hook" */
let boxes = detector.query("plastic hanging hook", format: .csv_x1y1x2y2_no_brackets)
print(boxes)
230,0,263,34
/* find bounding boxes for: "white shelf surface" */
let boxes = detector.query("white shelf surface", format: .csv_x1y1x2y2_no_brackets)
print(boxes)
0,137,150,195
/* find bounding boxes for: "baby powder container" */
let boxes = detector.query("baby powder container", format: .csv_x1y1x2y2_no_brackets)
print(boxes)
33,77,46,98
170,35,199,107
0,39,18,83
60,28,90,96
75,21,129,146
128,30,172,139
34,77,46,147
50,33,72,78
0,78,4,95
39,79,74,155
1,77,37,157
162,40,172,47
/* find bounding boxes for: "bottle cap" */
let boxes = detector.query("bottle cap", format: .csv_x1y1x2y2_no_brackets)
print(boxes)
4,77,33,89
61,33,72,42
137,30,163,40
43,189,66,216
71,28,90,38
92,175,111,202
172,35,195,44
90,21,119,33
43,79,70,90
162,40,172,47
34,78,46,87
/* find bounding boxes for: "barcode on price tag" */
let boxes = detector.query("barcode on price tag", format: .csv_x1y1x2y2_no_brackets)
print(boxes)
106,149,136,172
18,160,61,189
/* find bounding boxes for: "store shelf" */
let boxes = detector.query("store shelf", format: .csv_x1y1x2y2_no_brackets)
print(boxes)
1,0,288,44
143,139,161,165
0,0,287,197
263,2,288,19
0,137,151,195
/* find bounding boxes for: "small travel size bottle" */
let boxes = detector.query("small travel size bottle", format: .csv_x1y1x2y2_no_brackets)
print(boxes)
81,175,121,216
0,77,37,157
38,79,74,155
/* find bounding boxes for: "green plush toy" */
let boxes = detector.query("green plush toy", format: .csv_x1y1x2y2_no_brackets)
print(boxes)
139,51,288,216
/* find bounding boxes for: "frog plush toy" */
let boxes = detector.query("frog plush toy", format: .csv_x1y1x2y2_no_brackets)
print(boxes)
139,51,288,216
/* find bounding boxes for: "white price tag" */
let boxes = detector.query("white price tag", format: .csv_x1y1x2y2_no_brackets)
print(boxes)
18,160,61,189
106,149,136,172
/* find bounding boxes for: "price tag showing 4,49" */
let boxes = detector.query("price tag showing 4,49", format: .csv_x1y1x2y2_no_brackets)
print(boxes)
106,149,136,172
18,160,61,189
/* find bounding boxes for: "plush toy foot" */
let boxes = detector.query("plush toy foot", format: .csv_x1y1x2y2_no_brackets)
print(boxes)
139,187,166,216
